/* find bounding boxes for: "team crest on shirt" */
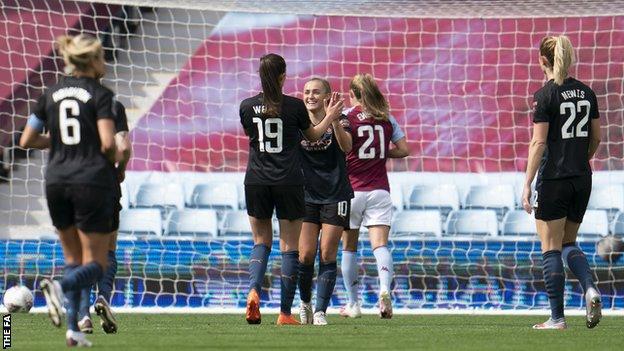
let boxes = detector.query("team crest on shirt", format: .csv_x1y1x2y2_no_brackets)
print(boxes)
301,127,333,151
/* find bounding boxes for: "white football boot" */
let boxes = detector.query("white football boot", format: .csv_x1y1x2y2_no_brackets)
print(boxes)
532,317,567,330
313,311,328,326
339,302,362,318
379,291,393,319
40,278,64,328
66,330,93,347
299,302,313,325
585,287,602,329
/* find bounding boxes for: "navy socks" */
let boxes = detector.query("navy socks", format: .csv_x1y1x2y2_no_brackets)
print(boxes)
542,250,565,320
280,251,299,315
298,263,314,304
248,244,271,293
315,261,337,313
562,243,596,293
98,250,118,302
63,264,80,332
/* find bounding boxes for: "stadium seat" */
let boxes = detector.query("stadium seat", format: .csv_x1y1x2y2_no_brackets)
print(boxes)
390,186,404,212
464,184,515,218
406,184,460,219
118,208,163,236
610,211,624,235
501,210,536,237
219,210,252,238
188,182,239,210
588,184,624,220
119,181,130,210
392,210,442,237
165,209,218,238
134,183,185,210
578,210,609,239
444,210,499,237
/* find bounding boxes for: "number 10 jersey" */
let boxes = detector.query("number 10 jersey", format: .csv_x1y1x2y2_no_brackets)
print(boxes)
240,93,311,186
533,77,600,181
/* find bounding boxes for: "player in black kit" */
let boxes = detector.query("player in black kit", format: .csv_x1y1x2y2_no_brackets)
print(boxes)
20,34,117,347
521,35,602,330
297,78,353,326
77,100,130,335
240,54,343,325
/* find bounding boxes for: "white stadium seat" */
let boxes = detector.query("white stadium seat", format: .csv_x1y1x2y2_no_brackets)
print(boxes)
464,184,515,217
588,184,624,215
165,209,219,238
392,210,442,238
134,183,185,210
610,211,624,235
118,208,163,236
188,182,239,210
578,210,609,239
406,184,460,219
219,210,252,238
444,210,498,237
501,210,536,237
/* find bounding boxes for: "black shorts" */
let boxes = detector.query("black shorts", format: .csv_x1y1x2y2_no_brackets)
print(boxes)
245,185,305,220
304,201,351,228
46,184,116,233
535,175,592,223
111,200,122,231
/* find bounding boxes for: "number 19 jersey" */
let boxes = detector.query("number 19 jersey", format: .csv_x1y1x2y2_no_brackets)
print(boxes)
240,93,311,185
345,106,393,192
32,76,116,188
533,77,600,181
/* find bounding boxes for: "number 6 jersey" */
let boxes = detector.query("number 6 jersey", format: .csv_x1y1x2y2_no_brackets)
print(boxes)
240,93,311,185
533,77,600,181
32,76,116,188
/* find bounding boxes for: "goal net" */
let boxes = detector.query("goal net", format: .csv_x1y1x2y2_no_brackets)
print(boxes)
1,0,623,312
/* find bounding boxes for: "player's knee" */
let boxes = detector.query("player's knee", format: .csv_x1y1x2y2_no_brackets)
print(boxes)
320,249,337,263
299,250,315,265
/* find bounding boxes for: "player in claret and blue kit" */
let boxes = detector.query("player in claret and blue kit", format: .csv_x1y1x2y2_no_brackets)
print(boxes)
339,74,409,319
522,35,602,330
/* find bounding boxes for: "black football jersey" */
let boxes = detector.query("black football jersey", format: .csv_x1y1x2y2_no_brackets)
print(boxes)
33,76,116,188
533,77,600,181
240,93,311,185
300,115,354,204
113,99,129,133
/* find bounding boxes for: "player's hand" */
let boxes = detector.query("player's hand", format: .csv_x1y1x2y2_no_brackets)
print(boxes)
324,92,344,121
521,185,532,214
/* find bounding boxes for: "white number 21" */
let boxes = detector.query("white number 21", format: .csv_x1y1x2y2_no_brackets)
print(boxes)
357,125,385,159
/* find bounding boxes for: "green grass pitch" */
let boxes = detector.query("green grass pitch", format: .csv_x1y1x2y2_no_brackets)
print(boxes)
9,313,624,350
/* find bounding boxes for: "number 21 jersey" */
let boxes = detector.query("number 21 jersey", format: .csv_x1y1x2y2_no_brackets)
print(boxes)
240,93,311,185
346,106,393,192
533,77,599,181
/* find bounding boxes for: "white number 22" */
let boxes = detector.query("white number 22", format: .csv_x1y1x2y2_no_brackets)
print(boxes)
560,100,590,139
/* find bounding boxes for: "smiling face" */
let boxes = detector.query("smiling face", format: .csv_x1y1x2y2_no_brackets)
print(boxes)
303,80,330,114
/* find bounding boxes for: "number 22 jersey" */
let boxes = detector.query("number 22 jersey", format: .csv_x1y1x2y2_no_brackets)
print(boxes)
533,77,599,181
240,93,311,186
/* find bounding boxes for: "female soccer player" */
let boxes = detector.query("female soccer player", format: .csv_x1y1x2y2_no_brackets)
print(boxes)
522,35,602,330
338,74,409,319
78,99,130,335
297,78,353,325
20,34,117,347
240,54,343,325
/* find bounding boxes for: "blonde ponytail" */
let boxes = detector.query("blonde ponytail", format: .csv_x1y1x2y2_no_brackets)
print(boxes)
553,35,574,85
56,34,104,75
349,74,389,121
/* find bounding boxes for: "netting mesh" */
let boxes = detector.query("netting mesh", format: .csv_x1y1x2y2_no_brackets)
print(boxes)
1,0,623,311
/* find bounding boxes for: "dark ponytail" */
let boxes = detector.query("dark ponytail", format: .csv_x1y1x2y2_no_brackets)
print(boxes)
259,53,286,117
